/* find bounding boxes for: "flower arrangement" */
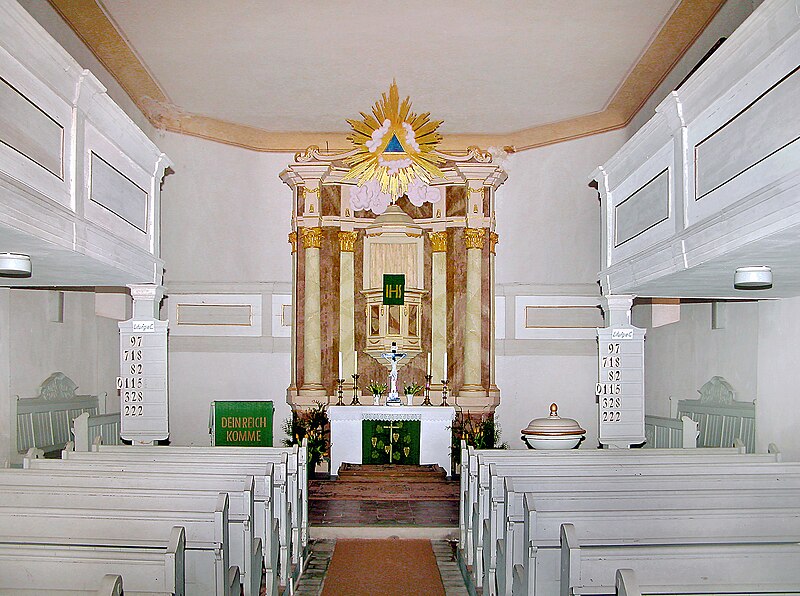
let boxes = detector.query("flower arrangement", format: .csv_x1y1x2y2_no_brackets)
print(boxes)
282,401,329,472
451,410,508,474
367,380,388,396
403,383,423,396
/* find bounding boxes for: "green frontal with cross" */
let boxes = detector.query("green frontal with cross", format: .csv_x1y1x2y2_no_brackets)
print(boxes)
362,419,421,465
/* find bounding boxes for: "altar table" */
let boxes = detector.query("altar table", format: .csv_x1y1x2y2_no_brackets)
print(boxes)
328,406,456,476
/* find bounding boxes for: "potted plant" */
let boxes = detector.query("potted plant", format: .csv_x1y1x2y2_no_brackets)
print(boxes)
367,380,387,405
282,401,329,476
450,410,508,475
404,382,422,406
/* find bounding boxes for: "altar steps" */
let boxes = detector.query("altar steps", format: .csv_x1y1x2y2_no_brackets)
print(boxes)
308,464,459,540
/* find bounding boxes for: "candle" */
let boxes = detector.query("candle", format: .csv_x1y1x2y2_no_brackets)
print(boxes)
353,350,358,374
426,352,431,376
443,352,448,379
338,352,343,379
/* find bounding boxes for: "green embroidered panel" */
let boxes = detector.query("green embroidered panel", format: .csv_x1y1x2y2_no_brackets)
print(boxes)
362,419,420,465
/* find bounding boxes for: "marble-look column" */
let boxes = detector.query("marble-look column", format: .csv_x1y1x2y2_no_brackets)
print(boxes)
461,228,486,398
301,226,326,396
488,232,500,400
288,231,298,394
338,231,357,386
429,231,448,384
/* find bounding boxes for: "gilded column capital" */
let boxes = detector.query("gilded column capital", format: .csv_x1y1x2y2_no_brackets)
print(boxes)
338,231,358,252
489,232,499,255
464,227,486,250
299,186,321,199
429,231,448,252
288,231,297,254
302,226,323,249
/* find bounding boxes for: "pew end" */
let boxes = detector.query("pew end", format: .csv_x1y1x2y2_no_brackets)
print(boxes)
227,565,241,596
97,574,124,596
615,569,640,596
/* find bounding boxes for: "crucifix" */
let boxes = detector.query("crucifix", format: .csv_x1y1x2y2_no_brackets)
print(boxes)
381,341,406,405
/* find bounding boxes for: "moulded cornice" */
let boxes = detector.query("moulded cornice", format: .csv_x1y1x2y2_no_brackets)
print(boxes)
46,0,727,153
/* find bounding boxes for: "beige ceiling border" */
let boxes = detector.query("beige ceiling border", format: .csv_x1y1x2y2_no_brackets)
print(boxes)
47,0,726,154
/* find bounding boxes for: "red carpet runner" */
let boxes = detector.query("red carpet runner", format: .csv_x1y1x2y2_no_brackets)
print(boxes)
321,538,445,595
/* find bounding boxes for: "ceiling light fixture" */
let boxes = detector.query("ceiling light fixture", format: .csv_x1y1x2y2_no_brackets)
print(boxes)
734,266,772,290
0,253,32,278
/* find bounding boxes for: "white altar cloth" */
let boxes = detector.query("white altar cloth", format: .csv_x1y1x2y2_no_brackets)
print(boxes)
328,405,456,476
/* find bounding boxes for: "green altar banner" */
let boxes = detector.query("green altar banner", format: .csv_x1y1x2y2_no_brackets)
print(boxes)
382,274,405,305
362,419,420,465
213,401,273,446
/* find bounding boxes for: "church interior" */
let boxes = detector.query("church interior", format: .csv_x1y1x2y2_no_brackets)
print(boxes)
1,0,800,594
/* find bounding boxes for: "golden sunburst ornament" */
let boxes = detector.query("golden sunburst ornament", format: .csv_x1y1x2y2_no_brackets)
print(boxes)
344,82,445,199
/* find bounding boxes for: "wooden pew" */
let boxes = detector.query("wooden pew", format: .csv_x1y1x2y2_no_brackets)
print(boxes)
516,489,800,596
468,449,782,589
0,526,184,595
0,490,231,595
28,452,291,588
497,470,800,596
460,445,753,568
76,443,307,571
92,442,308,563
2,465,278,595
71,411,121,451
0,480,264,596
560,523,800,595
0,570,124,596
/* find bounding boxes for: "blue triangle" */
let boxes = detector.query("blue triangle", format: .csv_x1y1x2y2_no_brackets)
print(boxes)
384,134,404,153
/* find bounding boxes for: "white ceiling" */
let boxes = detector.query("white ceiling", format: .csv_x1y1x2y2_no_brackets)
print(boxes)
99,0,680,134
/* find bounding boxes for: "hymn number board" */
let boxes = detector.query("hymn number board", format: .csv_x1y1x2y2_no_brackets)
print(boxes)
118,319,169,443
596,326,646,448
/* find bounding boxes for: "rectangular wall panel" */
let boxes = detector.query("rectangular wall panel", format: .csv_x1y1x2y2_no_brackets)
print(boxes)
90,152,148,232
696,68,800,199
525,305,603,328
614,169,669,246
167,294,263,337
177,304,253,326
0,76,62,178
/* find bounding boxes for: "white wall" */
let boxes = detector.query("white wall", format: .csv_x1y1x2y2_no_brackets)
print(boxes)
158,132,295,446
0,290,10,466
8,290,119,404
632,301,759,418
757,298,800,461
1,289,120,464
158,133,292,283
493,130,628,449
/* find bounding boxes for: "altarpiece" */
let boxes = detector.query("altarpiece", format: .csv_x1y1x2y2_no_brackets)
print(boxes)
280,83,508,435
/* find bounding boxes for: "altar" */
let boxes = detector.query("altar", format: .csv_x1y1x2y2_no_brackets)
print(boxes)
328,406,456,477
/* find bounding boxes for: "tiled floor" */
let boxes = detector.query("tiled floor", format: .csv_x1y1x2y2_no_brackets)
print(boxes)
309,498,458,526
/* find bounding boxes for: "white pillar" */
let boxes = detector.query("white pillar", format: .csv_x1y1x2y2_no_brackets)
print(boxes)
602,294,635,327
128,284,164,320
